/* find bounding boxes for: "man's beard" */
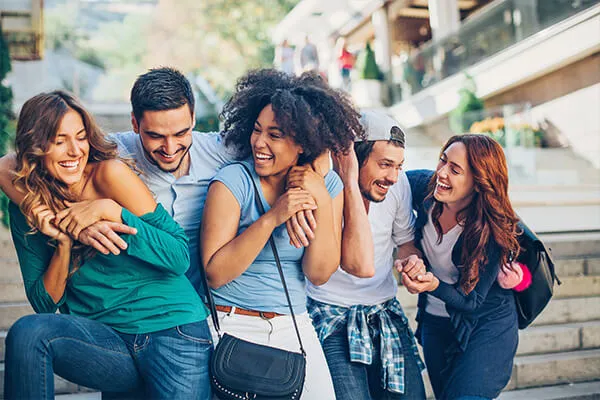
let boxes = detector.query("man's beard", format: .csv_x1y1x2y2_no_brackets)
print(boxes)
141,139,190,173
360,186,386,203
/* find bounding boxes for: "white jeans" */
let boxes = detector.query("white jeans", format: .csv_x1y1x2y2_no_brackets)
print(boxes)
210,309,336,400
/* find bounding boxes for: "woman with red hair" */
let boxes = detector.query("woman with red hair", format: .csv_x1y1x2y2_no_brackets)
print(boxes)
404,135,521,399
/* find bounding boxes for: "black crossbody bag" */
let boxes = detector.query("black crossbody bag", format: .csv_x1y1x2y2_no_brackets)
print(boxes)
511,221,561,329
200,163,306,400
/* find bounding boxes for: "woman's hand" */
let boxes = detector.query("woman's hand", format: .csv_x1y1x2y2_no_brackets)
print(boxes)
54,199,122,240
497,262,524,289
31,205,71,246
267,187,318,227
401,271,439,294
287,165,328,202
285,210,317,248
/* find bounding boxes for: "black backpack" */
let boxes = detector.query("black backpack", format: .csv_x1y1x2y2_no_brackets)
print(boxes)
511,221,561,329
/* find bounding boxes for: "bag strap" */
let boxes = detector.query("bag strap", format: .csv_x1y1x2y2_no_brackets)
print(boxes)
199,162,306,357
199,237,221,334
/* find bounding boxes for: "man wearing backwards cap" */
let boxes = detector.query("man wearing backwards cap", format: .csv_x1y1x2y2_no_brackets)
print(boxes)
306,110,426,399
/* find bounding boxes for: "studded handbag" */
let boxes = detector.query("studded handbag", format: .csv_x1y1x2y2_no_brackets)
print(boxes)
200,163,306,400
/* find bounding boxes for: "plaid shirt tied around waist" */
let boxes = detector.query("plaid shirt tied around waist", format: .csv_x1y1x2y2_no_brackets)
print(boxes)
308,297,424,394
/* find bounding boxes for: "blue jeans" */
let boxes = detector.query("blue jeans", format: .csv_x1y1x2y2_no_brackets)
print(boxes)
321,312,426,400
4,313,213,400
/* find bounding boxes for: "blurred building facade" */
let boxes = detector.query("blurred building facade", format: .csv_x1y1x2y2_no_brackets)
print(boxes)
275,0,600,177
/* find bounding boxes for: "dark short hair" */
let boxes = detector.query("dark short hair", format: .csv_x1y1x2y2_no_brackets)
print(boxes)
221,69,364,165
130,67,195,123
354,136,405,168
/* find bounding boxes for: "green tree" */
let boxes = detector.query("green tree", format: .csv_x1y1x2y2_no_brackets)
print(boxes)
449,75,484,134
145,0,298,97
356,42,383,80
0,30,14,227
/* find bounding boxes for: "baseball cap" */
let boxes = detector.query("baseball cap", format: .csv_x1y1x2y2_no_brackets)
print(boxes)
356,110,406,145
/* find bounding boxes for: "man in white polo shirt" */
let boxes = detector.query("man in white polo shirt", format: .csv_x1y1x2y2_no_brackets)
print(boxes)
307,110,426,399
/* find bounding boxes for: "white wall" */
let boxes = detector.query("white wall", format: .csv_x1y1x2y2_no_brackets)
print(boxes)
530,83,600,169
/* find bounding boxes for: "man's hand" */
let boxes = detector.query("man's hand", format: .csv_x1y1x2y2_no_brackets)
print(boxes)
395,255,426,280
332,147,359,186
497,262,524,289
287,165,328,201
401,272,439,294
285,210,317,248
54,199,121,240
79,221,137,255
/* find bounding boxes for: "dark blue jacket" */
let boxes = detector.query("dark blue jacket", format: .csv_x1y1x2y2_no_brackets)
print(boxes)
406,170,517,353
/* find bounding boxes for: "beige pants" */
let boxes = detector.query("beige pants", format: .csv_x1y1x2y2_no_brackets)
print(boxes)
210,309,336,400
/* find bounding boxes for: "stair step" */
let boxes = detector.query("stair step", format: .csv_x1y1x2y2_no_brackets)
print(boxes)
0,281,26,303
554,257,600,277
540,232,600,259
532,297,600,326
555,276,600,298
0,258,23,282
510,349,600,389
0,302,34,331
518,321,600,356
499,380,600,399
0,362,94,396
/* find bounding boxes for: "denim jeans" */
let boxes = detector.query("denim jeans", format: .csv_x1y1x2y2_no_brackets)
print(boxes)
4,313,213,400
321,312,426,400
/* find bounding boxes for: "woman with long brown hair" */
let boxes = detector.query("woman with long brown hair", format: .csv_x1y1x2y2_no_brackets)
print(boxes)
402,134,520,399
1,90,213,399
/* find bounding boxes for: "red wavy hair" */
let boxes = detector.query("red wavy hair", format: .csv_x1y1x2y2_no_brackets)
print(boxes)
429,134,521,294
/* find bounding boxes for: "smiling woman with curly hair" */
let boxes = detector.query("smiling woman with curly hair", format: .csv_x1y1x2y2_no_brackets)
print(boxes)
201,69,363,399
221,68,362,164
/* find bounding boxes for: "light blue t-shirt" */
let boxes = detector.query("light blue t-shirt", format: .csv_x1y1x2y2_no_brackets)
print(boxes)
211,160,343,314
110,131,236,293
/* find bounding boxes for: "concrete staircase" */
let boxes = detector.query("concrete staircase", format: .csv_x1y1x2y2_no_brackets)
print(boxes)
397,230,600,399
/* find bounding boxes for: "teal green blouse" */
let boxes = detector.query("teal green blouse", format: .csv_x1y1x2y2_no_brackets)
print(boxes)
9,202,207,334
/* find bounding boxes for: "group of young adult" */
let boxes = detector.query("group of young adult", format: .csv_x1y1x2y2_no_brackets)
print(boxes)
0,66,525,400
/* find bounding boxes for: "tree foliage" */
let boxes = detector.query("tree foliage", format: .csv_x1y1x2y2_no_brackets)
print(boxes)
44,0,298,101
356,42,383,81
145,0,298,97
449,75,484,134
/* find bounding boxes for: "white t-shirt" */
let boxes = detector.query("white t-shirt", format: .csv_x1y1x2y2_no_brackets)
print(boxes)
307,172,415,307
421,210,463,317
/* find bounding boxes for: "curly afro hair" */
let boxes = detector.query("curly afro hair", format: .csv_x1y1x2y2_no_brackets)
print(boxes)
220,69,364,165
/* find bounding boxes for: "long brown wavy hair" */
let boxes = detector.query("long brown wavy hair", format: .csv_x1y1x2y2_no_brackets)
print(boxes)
13,91,120,268
428,134,520,294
